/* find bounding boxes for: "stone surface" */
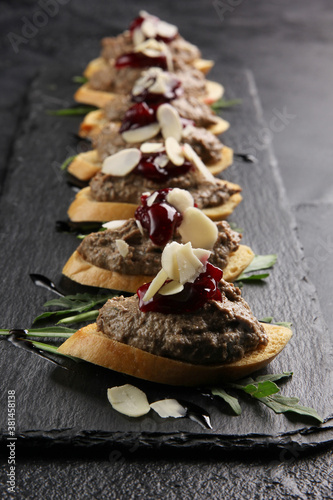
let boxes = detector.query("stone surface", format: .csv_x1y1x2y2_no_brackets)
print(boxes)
0,0,332,498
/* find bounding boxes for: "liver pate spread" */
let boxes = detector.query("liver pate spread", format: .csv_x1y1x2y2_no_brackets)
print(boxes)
96,281,268,365
78,219,241,276
89,170,240,209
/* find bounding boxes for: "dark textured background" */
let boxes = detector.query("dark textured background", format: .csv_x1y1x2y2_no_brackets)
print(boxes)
0,0,332,498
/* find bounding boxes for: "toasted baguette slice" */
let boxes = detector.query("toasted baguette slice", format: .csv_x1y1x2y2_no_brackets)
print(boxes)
62,245,254,292
83,56,214,79
58,322,292,385
67,185,242,223
79,109,229,140
67,146,234,182
74,80,224,108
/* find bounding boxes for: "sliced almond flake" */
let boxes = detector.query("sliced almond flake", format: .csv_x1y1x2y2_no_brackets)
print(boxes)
102,220,127,230
102,148,141,176
115,239,129,258
193,248,211,265
157,104,182,142
142,268,168,302
154,154,169,168
183,143,215,182
122,122,161,143
148,77,168,95
146,191,158,207
132,27,145,47
161,241,181,281
150,399,186,419
139,10,150,18
135,38,164,54
159,280,184,296
142,48,161,58
107,385,150,418
136,219,144,235
140,142,164,153
178,207,218,249
156,20,178,39
166,188,194,213
141,18,158,39
165,137,184,166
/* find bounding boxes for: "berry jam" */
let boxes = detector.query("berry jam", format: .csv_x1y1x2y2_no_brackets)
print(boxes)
119,102,158,133
133,151,193,183
137,263,223,314
129,15,145,33
115,52,168,70
135,188,183,246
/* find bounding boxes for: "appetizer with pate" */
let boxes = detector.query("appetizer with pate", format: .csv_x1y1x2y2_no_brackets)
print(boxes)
67,139,242,222
63,187,254,291
75,12,223,107
58,242,292,386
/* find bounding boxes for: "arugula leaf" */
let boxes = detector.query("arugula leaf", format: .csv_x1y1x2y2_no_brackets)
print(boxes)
47,106,97,116
211,388,241,415
60,155,77,171
211,98,242,111
224,372,322,423
57,310,99,325
32,292,117,324
242,381,280,398
228,222,243,233
31,340,78,361
239,254,277,276
258,395,323,423
72,75,88,84
236,273,270,283
259,318,293,329
0,326,75,338
259,317,273,323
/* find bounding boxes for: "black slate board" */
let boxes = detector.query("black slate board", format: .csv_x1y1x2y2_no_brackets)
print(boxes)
0,66,332,451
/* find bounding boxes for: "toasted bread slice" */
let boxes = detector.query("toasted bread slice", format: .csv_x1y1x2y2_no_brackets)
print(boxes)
74,80,224,108
67,146,234,182
62,245,254,292
83,56,214,79
67,184,242,223
79,109,229,140
58,322,292,385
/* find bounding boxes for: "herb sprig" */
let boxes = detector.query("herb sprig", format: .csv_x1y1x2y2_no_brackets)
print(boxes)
235,254,277,283
47,106,97,116
211,372,323,423
211,98,242,111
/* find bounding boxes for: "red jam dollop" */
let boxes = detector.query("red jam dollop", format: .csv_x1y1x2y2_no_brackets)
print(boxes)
137,263,223,314
135,188,183,246
115,52,168,71
133,151,193,183
119,102,158,133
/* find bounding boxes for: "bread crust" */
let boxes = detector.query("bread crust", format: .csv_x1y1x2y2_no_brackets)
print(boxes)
83,56,214,79
74,80,224,108
58,322,292,385
67,146,234,182
62,245,254,292
67,185,242,222
78,109,229,140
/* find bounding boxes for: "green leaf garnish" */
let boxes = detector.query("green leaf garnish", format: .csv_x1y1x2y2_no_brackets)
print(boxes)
257,395,323,423
241,254,277,275
218,372,323,423
211,388,241,415
60,155,77,171
0,326,75,338
47,106,97,116
72,75,88,84
236,273,269,282
57,310,99,325
32,292,117,324
259,318,293,330
229,222,243,233
211,98,242,111
30,340,78,361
